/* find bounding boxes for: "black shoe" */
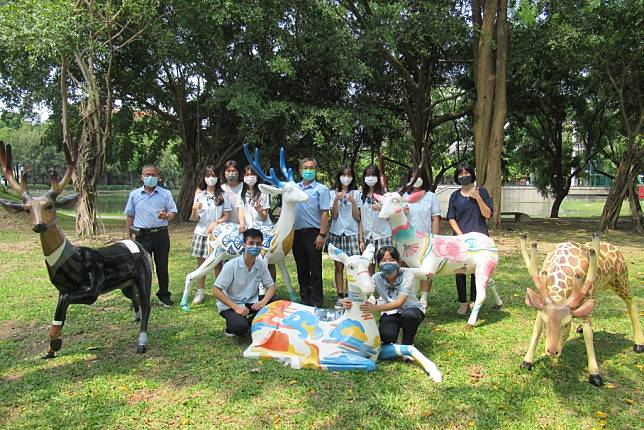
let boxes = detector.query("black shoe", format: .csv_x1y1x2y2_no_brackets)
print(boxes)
158,296,174,308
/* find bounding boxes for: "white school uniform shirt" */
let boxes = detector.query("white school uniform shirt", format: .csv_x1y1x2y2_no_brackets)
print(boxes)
359,192,392,241
238,189,273,228
214,255,275,312
404,191,441,235
193,191,232,236
222,182,243,224
329,189,360,237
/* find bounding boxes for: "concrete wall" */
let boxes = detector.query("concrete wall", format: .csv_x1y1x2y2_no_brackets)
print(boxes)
432,185,611,218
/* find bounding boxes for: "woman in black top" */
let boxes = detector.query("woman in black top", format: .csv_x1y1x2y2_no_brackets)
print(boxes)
446,163,493,315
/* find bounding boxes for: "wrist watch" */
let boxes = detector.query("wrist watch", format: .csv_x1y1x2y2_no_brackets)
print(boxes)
319,232,327,238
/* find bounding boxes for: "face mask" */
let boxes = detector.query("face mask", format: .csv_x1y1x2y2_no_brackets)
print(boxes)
380,262,399,275
143,175,158,188
245,245,262,256
225,173,239,182
205,176,218,187
340,175,353,186
302,169,316,181
458,175,473,186
413,178,423,188
365,176,378,187
244,175,258,186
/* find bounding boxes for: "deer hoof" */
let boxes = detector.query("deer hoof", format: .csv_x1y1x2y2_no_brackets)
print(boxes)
633,344,644,353
588,374,603,387
42,351,55,359
50,338,63,352
576,325,583,335
464,324,474,331
136,344,147,354
519,361,533,371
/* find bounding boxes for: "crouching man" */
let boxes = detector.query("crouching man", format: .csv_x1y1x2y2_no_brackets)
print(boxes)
213,228,276,336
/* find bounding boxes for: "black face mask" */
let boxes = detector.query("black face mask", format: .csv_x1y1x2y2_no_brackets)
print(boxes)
457,175,473,186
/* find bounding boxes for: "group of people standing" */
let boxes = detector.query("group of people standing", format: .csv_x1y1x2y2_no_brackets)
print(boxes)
123,155,493,346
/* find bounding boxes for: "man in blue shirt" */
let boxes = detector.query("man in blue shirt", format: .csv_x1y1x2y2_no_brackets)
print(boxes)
125,164,178,307
293,157,330,307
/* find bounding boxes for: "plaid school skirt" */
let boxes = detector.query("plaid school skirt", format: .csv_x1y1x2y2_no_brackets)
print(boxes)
364,236,393,262
190,233,210,258
328,233,360,256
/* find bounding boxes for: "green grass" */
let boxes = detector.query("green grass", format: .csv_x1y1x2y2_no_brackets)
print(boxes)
1,215,642,429
559,199,632,218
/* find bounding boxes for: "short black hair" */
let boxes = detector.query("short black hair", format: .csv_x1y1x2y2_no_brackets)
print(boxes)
454,162,476,184
243,228,263,243
376,245,400,266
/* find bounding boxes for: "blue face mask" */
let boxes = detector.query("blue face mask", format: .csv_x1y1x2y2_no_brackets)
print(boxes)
302,169,316,181
245,246,262,256
143,175,158,187
380,262,399,275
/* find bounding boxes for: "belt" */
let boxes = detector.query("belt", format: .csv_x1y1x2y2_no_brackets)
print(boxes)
296,227,320,233
138,226,167,234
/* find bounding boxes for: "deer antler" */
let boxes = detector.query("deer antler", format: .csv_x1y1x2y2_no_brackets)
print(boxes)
396,147,426,195
0,141,30,201
243,144,283,187
278,147,294,182
520,234,551,304
566,246,599,309
49,142,75,198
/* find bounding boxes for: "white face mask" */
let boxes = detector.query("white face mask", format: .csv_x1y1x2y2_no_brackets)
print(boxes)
340,175,353,186
244,175,258,186
205,176,218,187
413,178,423,188
364,176,378,187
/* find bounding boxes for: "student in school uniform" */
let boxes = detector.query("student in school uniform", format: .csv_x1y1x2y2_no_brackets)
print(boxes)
221,160,243,224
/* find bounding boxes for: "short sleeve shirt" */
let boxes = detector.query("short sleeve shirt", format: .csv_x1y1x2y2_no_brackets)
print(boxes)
446,187,493,235
124,186,178,229
193,191,232,236
329,189,360,236
214,255,275,312
238,190,272,228
294,181,331,230
359,194,392,241
404,191,441,235
372,268,422,312
222,183,243,224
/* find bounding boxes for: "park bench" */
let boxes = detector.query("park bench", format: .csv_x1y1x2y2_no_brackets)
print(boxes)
501,211,531,222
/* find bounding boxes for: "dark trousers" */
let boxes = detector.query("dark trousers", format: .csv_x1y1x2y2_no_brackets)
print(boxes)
220,297,274,335
456,273,477,303
379,308,425,345
292,228,323,307
136,229,171,300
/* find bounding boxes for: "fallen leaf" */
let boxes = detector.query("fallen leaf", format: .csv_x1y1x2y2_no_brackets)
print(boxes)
595,411,607,419
624,399,634,405
288,380,297,385
250,367,261,373
181,418,190,426
605,383,617,389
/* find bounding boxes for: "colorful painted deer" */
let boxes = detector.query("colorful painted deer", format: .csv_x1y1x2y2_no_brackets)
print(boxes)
0,141,152,357
374,159,501,329
519,234,643,386
180,145,308,309
243,244,443,381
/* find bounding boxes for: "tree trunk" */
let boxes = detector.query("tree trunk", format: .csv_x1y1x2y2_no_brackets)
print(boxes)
598,146,641,231
550,192,566,218
627,181,643,233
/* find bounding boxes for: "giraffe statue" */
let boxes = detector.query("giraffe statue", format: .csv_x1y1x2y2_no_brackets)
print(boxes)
519,233,643,387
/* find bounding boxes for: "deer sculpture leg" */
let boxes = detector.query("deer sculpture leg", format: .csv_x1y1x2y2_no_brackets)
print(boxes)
581,319,602,386
378,344,442,382
276,258,298,302
624,298,644,353
520,314,544,371
44,291,97,359
487,278,503,307
122,285,142,322
181,247,225,311
133,259,152,353
465,259,496,329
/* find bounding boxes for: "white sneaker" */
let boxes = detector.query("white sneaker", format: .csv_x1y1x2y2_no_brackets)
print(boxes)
224,329,236,337
334,298,344,310
192,289,206,305
457,302,469,315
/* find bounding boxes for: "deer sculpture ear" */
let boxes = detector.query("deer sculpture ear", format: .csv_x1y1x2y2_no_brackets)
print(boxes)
55,193,80,209
571,299,594,318
0,198,25,213
404,190,425,203
525,288,544,310
328,244,348,264
372,193,383,202
258,183,282,196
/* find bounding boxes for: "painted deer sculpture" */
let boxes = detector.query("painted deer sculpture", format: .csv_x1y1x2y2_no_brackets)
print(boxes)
243,243,443,381
0,141,153,357
519,234,643,386
180,145,308,310
375,153,502,329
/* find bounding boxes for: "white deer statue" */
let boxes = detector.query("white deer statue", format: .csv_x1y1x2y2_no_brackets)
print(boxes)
375,155,502,329
243,243,443,381
180,145,308,310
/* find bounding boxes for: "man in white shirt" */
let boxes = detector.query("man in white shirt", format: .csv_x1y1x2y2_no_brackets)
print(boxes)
213,228,276,336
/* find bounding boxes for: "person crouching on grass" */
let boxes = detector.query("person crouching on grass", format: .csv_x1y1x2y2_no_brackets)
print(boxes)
213,228,276,337
342,246,425,346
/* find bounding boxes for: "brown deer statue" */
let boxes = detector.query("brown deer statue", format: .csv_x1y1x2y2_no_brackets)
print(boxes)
519,233,643,386
0,141,153,358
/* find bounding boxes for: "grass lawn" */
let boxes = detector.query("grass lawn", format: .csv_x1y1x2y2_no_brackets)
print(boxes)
0,213,642,429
